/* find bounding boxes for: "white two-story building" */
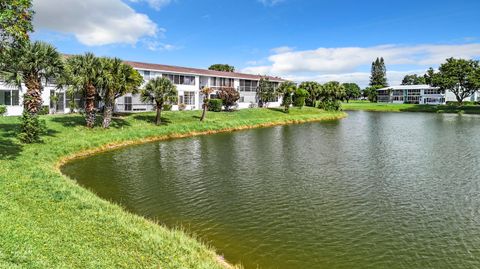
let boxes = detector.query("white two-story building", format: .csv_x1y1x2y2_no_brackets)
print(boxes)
0,60,286,116
377,85,480,105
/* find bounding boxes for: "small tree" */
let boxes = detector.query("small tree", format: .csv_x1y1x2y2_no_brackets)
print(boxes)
200,87,214,121
363,85,381,103
293,88,309,109
50,92,59,114
426,58,480,105
318,81,346,111
140,77,177,125
342,83,361,103
217,87,240,111
208,64,235,72
0,0,34,49
257,77,275,107
277,81,296,113
299,81,321,107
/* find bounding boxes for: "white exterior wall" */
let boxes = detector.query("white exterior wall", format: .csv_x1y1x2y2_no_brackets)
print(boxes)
0,82,57,116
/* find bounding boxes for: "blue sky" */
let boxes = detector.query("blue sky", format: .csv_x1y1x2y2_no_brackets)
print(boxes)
32,0,480,86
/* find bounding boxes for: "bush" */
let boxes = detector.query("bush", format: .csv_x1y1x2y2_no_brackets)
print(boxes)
446,101,477,106
293,88,309,108
38,105,50,115
318,100,342,111
0,105,6,116
217,87,240,111
18,112,45,143
163,104,172,111
178,103,186,111
208,99,223,112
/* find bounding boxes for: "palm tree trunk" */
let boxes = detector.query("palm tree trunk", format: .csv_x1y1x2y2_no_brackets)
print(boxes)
24,76,43,115
155,104,162,125
102,98,114,128
200,102,207,121
85,84,96,128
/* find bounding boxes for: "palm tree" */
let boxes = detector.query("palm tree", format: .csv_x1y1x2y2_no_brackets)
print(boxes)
140,77,177,125
0,40,63,115
65,53,103,128
277,81,297,113
200,87,214,121
99,57,143,128
0,40,63,143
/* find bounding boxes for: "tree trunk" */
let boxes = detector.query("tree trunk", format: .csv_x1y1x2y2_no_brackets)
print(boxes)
200,102,207,121
102,99,114,128
85,84,96,128
24,76,43,115
155,104,162,125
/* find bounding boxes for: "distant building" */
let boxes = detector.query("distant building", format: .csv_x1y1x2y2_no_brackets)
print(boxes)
377,85,480,104
0,60,286,116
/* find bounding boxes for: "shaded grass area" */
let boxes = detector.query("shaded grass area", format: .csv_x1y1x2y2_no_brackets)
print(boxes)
342,101,480,114
0,108,345,268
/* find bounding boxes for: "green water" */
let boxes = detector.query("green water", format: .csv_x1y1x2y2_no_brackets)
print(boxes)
62,111,480,269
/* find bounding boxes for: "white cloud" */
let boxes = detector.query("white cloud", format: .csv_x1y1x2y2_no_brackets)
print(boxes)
270,46,294,54
33,0,159,46
258,0,285,6
242,43,480,87
129,0,172,11
143,39,178,51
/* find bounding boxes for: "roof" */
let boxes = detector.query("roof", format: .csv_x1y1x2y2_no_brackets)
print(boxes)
377,84,439,91
124,61,286,82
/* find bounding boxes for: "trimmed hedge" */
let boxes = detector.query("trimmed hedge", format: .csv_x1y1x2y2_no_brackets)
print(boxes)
0,105,6,116
446,101,478,106
208,99,223,112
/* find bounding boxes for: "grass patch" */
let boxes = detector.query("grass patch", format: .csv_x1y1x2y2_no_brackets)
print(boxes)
342,102,480,114
0,107,344,268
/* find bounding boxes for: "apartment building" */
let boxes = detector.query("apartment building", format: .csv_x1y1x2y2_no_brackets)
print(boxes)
377,85,480,104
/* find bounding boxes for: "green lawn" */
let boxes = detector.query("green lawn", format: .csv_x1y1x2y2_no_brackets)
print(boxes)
0,107,344,269
342,101,480,114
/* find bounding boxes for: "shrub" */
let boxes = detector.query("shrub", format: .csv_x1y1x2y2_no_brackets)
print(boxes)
38,105,50,115
318,100,342,111
208,99,223,112
163,104,172,111
446,101,477,106
18,112,45,143
293,88,309,108
178,103,186,111
217,87,240,111
0,105,6,116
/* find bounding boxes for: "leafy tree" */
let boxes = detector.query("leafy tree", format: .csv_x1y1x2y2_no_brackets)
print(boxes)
369,57,388,87
208,64,235,72
217,87,240,111
140,77,177,125
425,58,480,105
64,53,104,128
257,77,275,107
342,83,361,103
277,81,296,113
98,57,143,128
200,87,214,121
401,74,426,85
0,41,63,142
318,81,345,111
299,81,321,107
363,85,382,103
0,0,34,49
293,88,309,109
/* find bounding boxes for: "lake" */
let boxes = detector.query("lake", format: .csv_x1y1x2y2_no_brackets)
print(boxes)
62,111,480,269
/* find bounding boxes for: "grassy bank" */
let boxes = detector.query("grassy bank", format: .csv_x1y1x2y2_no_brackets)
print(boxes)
342,101,480,114
0,107,344,269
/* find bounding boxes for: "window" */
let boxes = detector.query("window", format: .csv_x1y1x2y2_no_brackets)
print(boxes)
423,89,442,95
162,74,195,85
124,96,132,111
183,91,195,105
143,71,151,80
0,89,20,106
211,77,234,87
239,80,259,92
